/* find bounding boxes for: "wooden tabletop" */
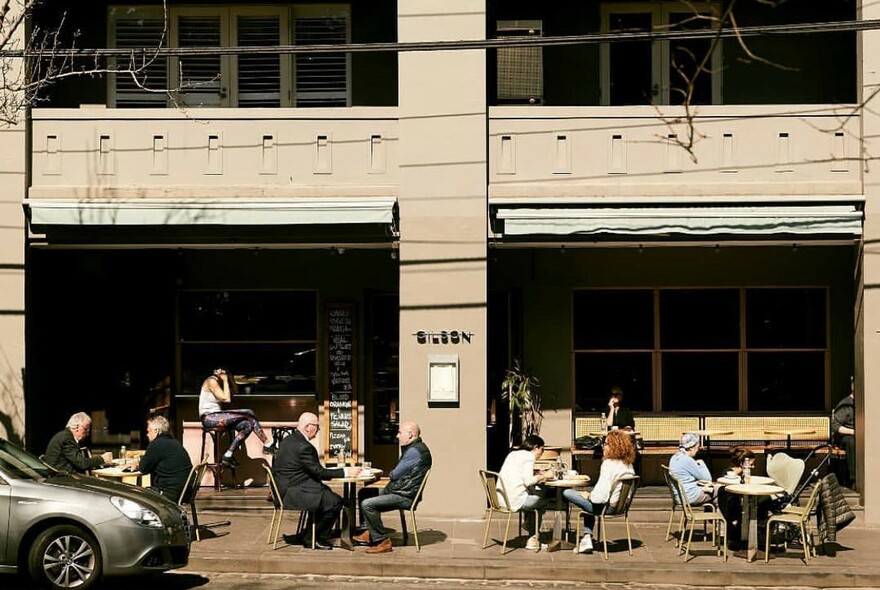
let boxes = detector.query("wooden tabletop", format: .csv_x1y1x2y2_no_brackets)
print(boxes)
544,477,591,488
764,428,817,436
330,475,378,483
717,475,774,486
686,429,735,437
94,466,143,478
724,483,784,496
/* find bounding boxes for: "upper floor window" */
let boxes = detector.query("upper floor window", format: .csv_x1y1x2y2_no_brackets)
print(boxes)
600,2,721,106
109,4,350,108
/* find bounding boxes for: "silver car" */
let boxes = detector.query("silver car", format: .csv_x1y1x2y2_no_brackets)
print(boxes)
0,438,190,590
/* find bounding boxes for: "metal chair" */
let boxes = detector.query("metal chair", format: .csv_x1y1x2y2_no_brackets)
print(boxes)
661,465,716,548
178,459,219,541
765,482,821,564
574,474,640,559
262,463,316,549
479,469,539,555
668,470,727,562
398,468,431,551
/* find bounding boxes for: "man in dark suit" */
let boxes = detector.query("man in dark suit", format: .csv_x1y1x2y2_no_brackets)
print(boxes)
44,412,113,474
272,411,361,549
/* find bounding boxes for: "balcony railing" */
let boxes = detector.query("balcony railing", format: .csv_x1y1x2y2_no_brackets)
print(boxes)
489,105,861,199
30,107,399,199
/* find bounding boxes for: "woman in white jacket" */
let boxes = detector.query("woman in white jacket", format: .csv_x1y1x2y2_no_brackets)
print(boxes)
563,429,636,554
497,435,554,550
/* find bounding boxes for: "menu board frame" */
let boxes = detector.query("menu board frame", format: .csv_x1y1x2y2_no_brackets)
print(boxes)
323,301,357,462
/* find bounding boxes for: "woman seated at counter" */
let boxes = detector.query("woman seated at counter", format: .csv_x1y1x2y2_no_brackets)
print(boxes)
199,367,275,468
669,433,716,506
564,429,636,554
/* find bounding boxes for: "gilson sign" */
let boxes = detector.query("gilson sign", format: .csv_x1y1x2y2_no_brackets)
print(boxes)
413,331,474,345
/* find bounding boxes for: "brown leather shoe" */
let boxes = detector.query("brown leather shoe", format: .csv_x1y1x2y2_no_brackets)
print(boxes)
352,530,372,546
365,538,393,554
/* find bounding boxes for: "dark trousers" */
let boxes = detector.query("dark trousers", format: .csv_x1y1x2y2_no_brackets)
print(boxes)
838,434,856,487
284,487,343,541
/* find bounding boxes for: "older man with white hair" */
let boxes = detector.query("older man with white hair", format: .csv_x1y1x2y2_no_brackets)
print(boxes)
44,412,113,473
137,415,193,500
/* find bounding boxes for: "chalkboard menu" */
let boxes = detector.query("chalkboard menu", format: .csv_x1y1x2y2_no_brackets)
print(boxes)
326,302,356,460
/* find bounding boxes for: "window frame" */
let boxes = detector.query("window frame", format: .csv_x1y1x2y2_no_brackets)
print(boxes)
599,2,723,106
572,286,830,413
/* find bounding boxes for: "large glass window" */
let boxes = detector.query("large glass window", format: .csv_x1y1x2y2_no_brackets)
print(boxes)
574,287,828,412
177,289,318,395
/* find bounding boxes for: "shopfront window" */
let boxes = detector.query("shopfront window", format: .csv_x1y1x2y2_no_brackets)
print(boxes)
573,287,828,412
178,289,318,395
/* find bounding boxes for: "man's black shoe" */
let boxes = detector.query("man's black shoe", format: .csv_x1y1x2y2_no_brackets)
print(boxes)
282,533,302,545
307,539,333,550
221,456,241,470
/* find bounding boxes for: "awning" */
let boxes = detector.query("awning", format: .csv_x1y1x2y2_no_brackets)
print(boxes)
495,204,863,238
26,198,396,227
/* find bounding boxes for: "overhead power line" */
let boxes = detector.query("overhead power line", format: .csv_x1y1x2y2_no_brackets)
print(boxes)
3,17,880,58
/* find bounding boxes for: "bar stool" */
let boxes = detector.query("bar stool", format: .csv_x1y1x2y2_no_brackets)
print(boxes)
200,425,237,491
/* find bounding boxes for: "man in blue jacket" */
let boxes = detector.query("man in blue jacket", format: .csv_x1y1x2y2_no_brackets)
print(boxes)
353,421,432,554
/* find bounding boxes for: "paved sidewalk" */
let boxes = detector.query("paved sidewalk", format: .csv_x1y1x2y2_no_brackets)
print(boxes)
185,508,880,587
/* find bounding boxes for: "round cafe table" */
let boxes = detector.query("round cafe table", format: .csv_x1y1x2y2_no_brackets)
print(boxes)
330,470,380,550
724,482,784,562
93,466,151,487
543,476,591,552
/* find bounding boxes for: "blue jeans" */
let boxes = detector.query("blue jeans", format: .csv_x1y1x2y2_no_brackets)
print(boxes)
563,488,612,536
360,489,413,542
521,491,549,536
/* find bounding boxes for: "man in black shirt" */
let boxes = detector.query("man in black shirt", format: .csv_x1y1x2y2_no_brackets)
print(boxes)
137,415,193,501
831,379,856,489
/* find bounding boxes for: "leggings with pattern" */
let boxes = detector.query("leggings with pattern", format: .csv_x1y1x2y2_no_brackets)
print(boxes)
201,409,268,454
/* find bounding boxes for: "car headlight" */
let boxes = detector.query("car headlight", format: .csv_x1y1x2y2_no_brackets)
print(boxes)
110,496,164,528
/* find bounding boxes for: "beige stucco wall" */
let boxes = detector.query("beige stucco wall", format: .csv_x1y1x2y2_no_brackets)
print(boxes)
859,0,880,524
0,0,26,443
397,0,488,517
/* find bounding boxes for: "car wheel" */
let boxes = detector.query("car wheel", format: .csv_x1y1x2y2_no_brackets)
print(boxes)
28,524,103,590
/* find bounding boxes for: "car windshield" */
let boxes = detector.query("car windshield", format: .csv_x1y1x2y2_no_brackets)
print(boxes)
0,438,56,480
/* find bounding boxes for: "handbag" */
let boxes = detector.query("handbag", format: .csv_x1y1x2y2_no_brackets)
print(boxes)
574,435,603,450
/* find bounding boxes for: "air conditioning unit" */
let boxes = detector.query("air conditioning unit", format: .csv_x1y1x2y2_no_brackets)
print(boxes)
496,20,543,105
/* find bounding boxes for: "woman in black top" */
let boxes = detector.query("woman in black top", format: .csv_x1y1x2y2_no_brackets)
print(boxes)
605,386,635,430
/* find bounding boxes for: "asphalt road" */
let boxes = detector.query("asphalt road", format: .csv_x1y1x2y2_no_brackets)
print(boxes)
0,572,863,590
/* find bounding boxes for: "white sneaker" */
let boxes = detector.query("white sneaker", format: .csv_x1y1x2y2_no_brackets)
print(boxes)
525,535,541,551
578,534,594,554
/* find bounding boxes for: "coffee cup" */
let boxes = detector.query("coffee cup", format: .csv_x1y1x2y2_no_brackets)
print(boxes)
726,471,737,479
566,470,577,478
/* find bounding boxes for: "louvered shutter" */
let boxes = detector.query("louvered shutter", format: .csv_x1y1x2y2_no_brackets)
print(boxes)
236,15,282,107
177,15,224,107
294,15,348,107
112,14,168,107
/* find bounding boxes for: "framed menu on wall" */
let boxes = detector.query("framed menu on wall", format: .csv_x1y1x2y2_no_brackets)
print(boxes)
324,302,357,461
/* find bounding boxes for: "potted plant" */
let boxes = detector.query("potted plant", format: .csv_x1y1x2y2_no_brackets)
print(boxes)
501,359,543,449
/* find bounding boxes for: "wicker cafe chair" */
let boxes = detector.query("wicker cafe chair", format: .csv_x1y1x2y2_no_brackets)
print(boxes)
765,482,821,564
479,469,539,555
262,463,316,550
574,474,640,559
661,465,717,548
178,458,224,542
398,468,431,551
668,470,727,562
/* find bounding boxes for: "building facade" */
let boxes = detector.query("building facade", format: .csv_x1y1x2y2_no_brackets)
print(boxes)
1,0,878,521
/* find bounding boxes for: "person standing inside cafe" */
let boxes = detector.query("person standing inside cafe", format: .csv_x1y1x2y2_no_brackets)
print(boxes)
605,386,635,431
272,411,361,549
564,429,636,554
199,367,275,469
831,377,856,489
669,432,715,506
44,412,113,474
353,420,432,554
136,415,193,501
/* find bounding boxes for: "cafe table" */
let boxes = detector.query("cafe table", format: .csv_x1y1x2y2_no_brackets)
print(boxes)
764,428,816,451
543,476,590,552
92,466,151,488
724,482,784,562
329,469,381,550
